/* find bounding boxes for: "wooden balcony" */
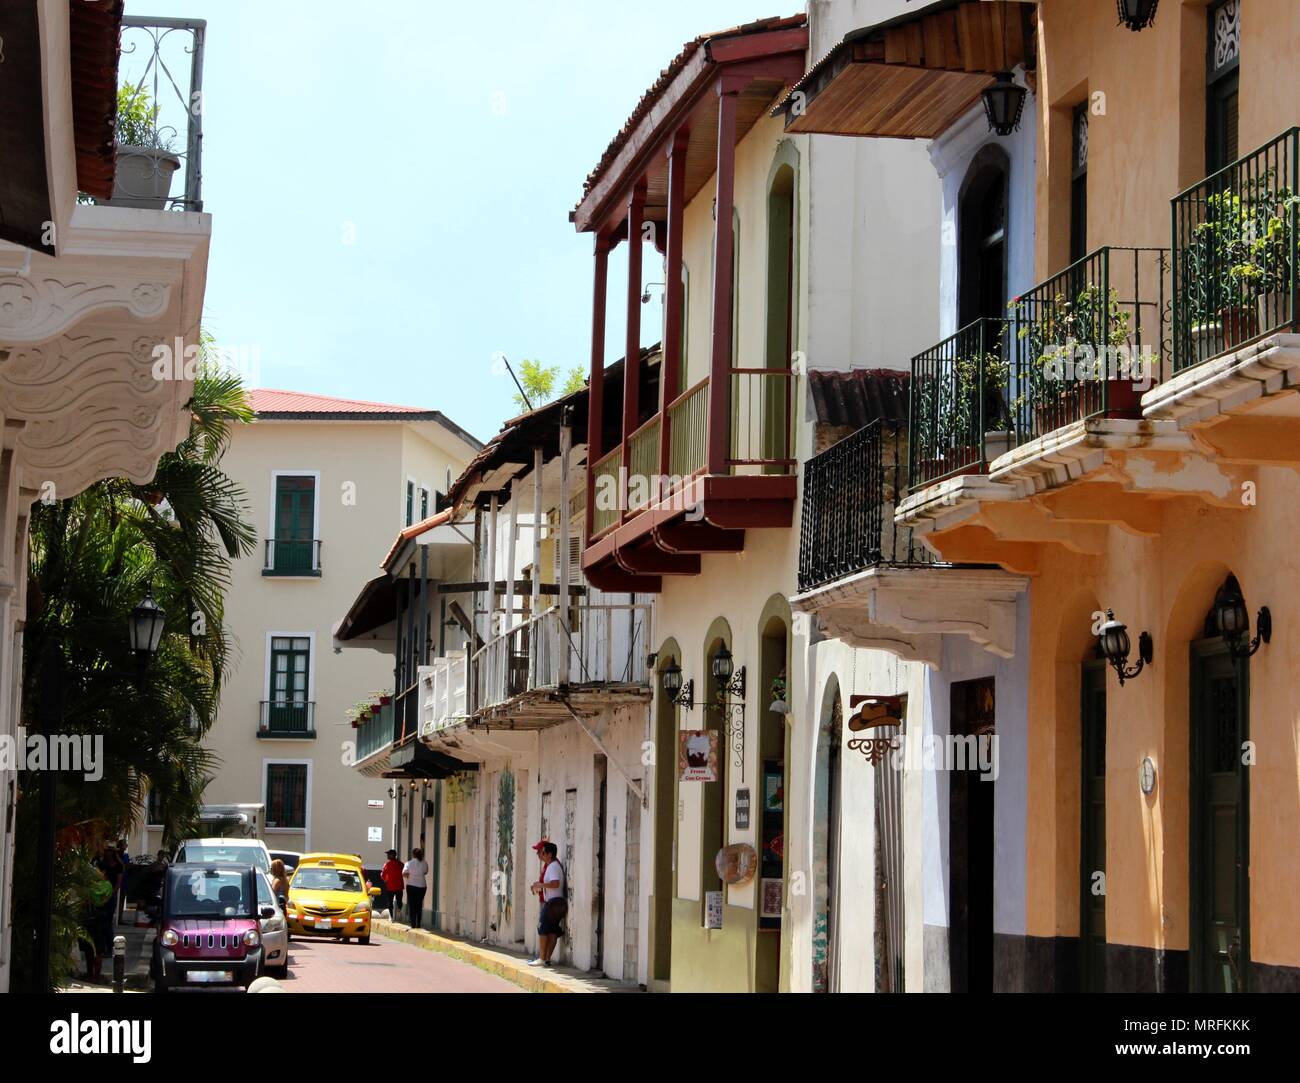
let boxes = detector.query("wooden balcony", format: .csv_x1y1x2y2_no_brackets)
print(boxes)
581,369,797,592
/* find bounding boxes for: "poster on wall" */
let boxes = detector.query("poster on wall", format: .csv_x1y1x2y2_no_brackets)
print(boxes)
704,890,724,929
367,826,383,843
760,877,783,919
763,768,783,812
678,730,719,782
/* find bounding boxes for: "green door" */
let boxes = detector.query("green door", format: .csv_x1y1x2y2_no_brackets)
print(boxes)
1079,660,1106,991
1191,640,1250,992
273,475,315,573
268,636,311,733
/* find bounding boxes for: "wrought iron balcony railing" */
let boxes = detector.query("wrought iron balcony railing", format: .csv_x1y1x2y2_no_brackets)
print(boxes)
1173,127,1300,372
909,317,1011,490
799,420,934,593
263,538,322,576
1009,245,1168,445
258,700,315,738
110,17,206,211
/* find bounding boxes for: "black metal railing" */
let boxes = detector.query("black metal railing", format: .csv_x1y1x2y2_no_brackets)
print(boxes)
1009,245,1168,446
263,539,321,576
258,701,315,738
1173,127,1300,372
110,17,206,211
908,317,1011,489
798,420,934,593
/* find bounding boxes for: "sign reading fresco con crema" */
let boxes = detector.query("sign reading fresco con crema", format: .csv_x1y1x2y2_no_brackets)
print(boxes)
679,730,719,782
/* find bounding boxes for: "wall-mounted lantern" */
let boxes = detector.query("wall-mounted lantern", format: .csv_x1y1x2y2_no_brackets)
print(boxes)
660,661,695,710
710,644,745,700
711,645,745,769
1117,0,1159,32
1098,609,1153,685
982,71,1027,137
1212,577,1271,658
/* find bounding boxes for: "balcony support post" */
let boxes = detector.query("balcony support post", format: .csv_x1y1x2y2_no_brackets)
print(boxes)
622,184,647,522
586,232,612,544
558,421,573,686
661,129,689,483
532,446,543,684
504,478,519,638
418,543,429,672
708,79,742,476
486,492,499,642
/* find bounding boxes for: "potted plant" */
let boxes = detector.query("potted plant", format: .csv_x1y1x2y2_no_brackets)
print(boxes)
769,673,790,716
111,82,182,209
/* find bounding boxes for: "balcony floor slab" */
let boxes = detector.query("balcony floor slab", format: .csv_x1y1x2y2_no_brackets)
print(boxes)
792,563,1028,661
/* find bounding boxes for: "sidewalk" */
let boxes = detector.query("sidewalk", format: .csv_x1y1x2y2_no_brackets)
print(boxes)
372,917,642,993
60,908,155,993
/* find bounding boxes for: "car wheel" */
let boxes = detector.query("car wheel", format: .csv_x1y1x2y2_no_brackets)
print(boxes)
153,976,169,995
359,932,371,945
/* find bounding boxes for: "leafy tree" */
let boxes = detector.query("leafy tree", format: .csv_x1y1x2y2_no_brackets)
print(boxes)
512,358,586,411
10,358,255,989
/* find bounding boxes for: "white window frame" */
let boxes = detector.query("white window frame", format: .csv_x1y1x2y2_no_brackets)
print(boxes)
267,469,322,573
405,476,417,527
262,758,313,844
263,630,317,726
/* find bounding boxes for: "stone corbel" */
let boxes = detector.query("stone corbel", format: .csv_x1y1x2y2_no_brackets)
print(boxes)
0,333,190,495
0,272,172,345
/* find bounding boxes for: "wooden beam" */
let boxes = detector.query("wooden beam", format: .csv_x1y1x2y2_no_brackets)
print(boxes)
708,80,739,476
622,184,646,511
660,129,688,485
585,232,610,546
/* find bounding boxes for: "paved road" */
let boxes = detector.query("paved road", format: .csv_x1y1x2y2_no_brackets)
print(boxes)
274,931,522,993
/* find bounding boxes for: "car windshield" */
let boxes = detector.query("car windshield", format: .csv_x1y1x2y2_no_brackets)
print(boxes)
181,843,269,872
168,868,251,917
256,873,276,909
293,867,363,892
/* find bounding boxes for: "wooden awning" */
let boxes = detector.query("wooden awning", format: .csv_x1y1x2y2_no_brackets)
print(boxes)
774,0,1035,140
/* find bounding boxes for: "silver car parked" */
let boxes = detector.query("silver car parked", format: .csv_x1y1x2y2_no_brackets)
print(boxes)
256,870,290,976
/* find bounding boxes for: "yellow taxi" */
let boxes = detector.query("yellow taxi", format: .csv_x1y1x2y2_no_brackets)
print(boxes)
285,853,381,943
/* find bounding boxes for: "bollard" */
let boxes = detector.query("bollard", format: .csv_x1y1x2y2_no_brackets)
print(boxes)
112,935,126,993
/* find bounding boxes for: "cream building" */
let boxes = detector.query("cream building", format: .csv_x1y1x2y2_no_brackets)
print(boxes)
143,390,480,865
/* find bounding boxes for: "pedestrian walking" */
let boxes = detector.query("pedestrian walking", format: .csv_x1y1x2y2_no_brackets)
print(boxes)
403,847,429,929
528,842,566,967
269,858,292,900
380,848,404,918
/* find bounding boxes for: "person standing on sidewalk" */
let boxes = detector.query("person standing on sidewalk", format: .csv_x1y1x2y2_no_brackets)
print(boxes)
403,847,430,929
380,848,404,918
528,842,566,968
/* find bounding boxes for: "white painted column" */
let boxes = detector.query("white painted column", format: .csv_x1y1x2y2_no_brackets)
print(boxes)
558,424,572,685
504,480,518,634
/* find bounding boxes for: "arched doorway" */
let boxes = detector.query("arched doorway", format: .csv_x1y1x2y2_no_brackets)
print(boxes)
763,150,797,470
650,642,681,986
957,145,1009,328
811,676,840,993
755,608,789,992
1079,654,1107,991
1190,574,1251,992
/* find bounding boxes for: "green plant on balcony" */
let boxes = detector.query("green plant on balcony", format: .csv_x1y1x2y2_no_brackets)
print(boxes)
116,82,175,152
1014,285,1130,427
1184,176,1300,351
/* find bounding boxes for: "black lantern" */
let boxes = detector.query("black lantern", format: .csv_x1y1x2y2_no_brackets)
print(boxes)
711,644,745,699
1117,0,1159,31
129,587,166,656
1212,578,1271,658
982,71,1027,137
661,661,695,709
1098,609,1153,685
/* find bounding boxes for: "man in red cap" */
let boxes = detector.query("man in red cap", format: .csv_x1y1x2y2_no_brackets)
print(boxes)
380,848,404,919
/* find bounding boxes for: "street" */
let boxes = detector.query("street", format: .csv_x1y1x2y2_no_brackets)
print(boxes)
270,933,521,994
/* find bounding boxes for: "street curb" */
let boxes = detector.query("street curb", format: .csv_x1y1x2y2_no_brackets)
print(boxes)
371,919,581,993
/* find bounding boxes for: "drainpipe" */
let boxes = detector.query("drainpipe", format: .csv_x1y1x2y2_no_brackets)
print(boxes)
431,779,443,929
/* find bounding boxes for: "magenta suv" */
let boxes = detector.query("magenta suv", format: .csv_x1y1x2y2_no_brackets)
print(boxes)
151,863,266,992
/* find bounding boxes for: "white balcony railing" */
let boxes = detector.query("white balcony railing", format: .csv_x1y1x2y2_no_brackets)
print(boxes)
471,603,651,714
420,651,468,738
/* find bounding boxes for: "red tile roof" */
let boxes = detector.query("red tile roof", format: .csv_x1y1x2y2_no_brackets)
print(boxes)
382,509,454,571
575,14,806,210
248,388,434,415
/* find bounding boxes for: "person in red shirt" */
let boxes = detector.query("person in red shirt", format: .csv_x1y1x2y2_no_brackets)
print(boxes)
380,849,404,919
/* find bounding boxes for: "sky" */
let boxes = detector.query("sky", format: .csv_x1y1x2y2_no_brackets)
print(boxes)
133,0,783,445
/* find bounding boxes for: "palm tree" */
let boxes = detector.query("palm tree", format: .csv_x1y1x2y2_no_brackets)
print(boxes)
11,360,255,989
